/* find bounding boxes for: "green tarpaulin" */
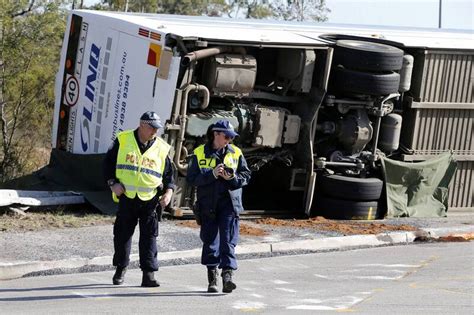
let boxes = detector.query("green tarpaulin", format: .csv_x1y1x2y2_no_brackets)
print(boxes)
381,152,457,218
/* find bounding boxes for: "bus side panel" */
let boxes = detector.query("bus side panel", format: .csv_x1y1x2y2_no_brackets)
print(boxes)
93,31,177,153
72,22,117,154
55,15,178,154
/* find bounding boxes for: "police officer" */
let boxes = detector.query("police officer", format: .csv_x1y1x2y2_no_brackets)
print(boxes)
186,120,251,293
104,111,175,287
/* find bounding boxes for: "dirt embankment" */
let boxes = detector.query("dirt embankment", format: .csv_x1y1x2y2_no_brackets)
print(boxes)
256,217,418,235
177,216,419,237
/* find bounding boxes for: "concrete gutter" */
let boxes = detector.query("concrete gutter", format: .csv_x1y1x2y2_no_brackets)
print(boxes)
1,226,472,281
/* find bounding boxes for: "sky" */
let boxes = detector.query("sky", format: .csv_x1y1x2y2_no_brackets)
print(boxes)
82,0,473,30
326,0,473,30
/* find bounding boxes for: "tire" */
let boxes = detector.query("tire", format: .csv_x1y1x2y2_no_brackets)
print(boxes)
313,195,379,220
320,34,405,50
319,174,383,201
333,40,404,72
333,67,400,95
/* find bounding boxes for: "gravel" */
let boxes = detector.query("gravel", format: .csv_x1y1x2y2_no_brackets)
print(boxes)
1,212,471,265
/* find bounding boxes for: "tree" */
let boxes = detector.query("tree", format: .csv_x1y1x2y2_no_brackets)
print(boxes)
99,0,329,21
227,0,329,21
100,0,228,15
156,0,229,16
271,0,329,21
227,0,273,19
0,0,67,182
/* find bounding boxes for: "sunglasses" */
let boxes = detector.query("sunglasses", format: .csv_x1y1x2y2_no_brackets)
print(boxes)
220,132,233,140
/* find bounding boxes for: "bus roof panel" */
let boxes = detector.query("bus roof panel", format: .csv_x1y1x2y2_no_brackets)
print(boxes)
75,10,474,50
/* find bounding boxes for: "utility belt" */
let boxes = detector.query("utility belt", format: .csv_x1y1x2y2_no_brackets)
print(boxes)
119,184,164,221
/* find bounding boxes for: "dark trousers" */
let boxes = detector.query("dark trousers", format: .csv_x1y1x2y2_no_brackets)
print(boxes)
113,194,159,271
200,197,240,270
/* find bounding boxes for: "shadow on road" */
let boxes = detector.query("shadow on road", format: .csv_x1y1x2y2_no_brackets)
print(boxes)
0,284,226,301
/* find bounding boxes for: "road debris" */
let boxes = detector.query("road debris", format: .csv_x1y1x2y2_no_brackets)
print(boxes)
415,232,474,243
255,217,419,235
0,190,85,207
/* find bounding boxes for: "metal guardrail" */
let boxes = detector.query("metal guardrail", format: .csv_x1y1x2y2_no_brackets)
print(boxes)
0,190,85,207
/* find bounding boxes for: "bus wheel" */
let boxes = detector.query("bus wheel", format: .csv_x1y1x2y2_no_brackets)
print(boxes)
319,174,383,201
313,195,380,220
333,67,400,95
333,40,404,72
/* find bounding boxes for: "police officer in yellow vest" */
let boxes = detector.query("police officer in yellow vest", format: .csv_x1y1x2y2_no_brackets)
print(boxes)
186,120,251,293
104,111,175,287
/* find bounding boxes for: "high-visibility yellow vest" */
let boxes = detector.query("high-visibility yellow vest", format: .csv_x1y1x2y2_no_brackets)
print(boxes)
112,130,170,202
194,144,242,172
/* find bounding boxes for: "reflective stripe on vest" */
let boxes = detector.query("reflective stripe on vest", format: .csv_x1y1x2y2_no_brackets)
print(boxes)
116,164,163,179
193,144,242,172
112,130,170,202
121,184,155,193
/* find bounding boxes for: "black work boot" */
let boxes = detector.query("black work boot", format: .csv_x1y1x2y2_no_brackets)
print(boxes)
141,271,160,287
222,269,237,293
112,266,127,285
207,267,219,293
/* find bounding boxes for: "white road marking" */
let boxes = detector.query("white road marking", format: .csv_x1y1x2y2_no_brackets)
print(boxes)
287,296,366,311
288,305,336,310
273,279,289,284
70,291,113,299
232,301,266,310
300,299,323,303
341,269,362,273
321,274,403,280
314,274,329,279
358,264,422,268
250,293,264,298
71,291,89,298
276,287,297,293
342,269,406,274
355,275,404,280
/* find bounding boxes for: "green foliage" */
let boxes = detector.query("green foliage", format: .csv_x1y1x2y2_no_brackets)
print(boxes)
243,0,330,21
101,0,228,15
0,0,69,182
98,0,329,21
157,0,229,16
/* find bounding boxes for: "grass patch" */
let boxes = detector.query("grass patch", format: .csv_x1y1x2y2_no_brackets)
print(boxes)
0,205,115,232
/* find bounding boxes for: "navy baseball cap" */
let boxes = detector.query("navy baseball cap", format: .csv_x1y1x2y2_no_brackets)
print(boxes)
212,120,239,138
140,111,163,129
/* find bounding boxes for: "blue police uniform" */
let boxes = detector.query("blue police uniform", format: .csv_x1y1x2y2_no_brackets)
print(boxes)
186,142,251,270
104,129,175,272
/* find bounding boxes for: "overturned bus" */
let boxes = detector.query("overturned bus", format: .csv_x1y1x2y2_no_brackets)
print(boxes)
53,10,474,217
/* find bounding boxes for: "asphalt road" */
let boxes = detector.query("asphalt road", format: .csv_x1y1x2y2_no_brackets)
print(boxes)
1,242,473,314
